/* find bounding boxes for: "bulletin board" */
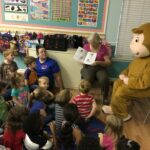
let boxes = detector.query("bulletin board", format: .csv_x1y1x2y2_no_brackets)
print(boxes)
0,0,109,35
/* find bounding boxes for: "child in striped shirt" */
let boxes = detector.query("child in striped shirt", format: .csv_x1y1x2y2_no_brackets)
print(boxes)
70,79,97,120
55,89,71,134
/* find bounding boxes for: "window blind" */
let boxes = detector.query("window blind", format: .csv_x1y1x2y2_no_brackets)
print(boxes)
115,0,150,59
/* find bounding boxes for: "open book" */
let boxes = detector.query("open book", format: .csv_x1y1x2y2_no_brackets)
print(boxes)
73,47,97,65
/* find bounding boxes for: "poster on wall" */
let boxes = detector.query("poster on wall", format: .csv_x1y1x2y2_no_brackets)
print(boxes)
5,5,28,13
5,12,28,21
51,0,71,21
77,0,99,27
4,0,27,4
30,0,49,20
1,0,109,35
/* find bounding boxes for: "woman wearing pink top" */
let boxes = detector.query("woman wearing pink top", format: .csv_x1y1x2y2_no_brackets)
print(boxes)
81,33,112,104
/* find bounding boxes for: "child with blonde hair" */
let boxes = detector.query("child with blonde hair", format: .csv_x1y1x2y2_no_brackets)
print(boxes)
11,73,30,107
38,76,49,90
99,115,140,150
38,76,56,123
0,49,18,101
99,115,123,150
71,79,97,120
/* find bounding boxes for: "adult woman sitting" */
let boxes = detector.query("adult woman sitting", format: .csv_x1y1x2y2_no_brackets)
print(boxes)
36,45,64,91
81,33,111,104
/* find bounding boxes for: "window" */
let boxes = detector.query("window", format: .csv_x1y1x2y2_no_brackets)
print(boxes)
115,0,150,59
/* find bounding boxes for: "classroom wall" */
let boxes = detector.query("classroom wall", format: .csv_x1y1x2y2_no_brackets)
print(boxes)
0,0,126,79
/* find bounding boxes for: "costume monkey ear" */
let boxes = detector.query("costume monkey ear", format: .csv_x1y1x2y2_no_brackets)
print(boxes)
132,28,143,34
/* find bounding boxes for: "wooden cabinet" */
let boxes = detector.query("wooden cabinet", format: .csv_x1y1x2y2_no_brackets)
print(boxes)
29,48,82,89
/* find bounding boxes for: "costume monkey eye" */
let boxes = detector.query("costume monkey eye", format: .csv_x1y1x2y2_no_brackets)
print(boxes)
135,37,139,42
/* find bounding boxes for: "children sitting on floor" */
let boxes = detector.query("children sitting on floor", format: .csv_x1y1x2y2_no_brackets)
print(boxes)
3,106,28,150
98,115,140,150
55,89,71,134
38,76,56,122
23,111,57,150
60,103,83,150
11,73,30,107
30,87,54,124
99,115,123,150
70,79,97,120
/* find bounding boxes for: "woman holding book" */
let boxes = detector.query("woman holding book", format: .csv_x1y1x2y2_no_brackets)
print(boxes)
80,32,112,104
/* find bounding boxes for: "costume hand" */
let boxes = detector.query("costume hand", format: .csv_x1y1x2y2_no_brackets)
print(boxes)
123,77,129,85
119,74,126,80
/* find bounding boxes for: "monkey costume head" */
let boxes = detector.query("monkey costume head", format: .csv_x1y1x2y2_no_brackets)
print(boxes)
130,23,150,58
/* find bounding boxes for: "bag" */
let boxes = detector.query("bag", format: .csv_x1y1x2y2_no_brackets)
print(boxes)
2,32,13,41
72,35,83,48
117,136,140,150
0,32,12,52
43,34,68,51
0,38,10,52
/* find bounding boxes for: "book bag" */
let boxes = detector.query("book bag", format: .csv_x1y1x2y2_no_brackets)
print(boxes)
43,34,68,51
117,136,140,150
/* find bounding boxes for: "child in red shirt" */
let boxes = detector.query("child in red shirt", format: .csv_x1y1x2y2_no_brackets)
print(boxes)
71,79,97,120
3,106,28,150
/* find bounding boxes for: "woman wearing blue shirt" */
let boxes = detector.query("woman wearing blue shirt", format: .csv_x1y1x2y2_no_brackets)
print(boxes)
36,45,64,91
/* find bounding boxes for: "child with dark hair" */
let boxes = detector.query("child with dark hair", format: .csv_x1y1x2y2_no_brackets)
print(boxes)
78,136,102,150
11,73,30,107
55,89,71,133
3,106,28,150
61,103,83,150
0,49,18,101
24,56,38,91
23,111,57,150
